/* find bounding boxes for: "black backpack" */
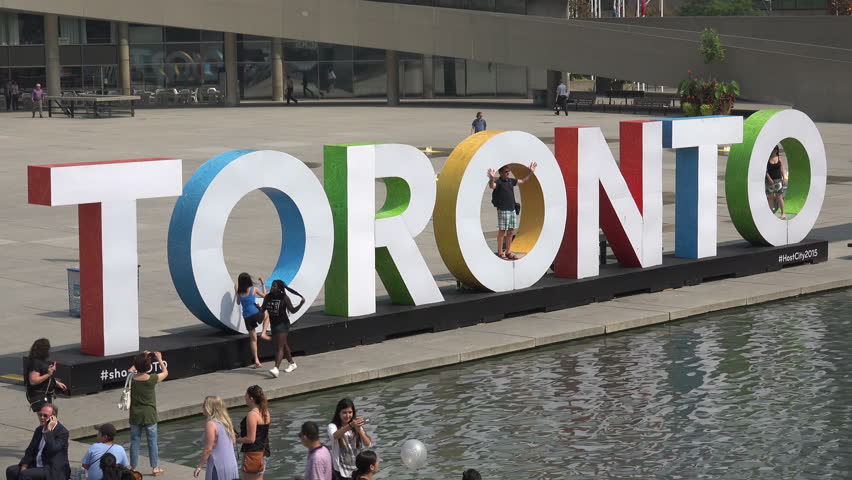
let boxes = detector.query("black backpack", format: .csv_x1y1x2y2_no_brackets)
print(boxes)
491,187,499,207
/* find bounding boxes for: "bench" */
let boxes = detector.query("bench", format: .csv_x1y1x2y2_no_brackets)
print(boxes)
630,93,679,115
567,91,597,110
46,95,140,118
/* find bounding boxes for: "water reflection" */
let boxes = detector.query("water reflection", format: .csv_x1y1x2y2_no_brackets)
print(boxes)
110,289,852,479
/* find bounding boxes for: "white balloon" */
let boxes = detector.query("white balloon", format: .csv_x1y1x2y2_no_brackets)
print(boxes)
400,439,428,470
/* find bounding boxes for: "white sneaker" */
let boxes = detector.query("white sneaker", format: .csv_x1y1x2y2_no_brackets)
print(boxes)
284,362,297,373
269,366,279,378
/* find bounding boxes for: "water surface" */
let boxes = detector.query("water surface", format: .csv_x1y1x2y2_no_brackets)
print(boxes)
112,289,852,479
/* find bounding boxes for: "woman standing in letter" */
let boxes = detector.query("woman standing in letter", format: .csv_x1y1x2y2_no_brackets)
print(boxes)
766,145,787,219
236,273,270,368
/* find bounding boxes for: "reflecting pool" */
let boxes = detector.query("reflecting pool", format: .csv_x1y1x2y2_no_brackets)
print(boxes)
112,289,852,479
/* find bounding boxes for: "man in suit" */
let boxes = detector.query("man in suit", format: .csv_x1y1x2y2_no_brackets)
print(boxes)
6,403,70,480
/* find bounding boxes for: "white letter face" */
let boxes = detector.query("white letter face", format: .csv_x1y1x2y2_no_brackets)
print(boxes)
572,122,664,278
374,144,444,306
168,150,333,332
434,131,567,292
663,116,743,259
726,109,827,246
28,158,183,355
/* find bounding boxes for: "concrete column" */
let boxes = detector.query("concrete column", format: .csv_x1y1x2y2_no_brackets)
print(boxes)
224,32,239,106
118,22,131,95
271,38,284,102
422,54,434,99
44,14,61,96
386,49,399,106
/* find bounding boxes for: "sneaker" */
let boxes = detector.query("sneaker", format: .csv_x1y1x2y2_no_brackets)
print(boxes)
269,366,279,378
284,362,297,373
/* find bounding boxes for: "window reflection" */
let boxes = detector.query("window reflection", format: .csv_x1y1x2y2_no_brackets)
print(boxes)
18,14,44,45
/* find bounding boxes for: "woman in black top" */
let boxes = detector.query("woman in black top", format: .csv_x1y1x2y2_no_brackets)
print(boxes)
350,451,379,480
100,453,137,480
765,145,787,219
236,385,271,480
25,338,67,411
261,279,305,377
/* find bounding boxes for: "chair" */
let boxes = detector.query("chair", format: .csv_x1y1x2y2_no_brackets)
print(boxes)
205,87,222,104
154,88,178,105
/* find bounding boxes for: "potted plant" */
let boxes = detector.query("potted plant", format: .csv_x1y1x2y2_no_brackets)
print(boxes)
678,70,700,116
714,80,741,115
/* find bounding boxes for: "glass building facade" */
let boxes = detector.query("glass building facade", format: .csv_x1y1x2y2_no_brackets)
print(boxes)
0,9,531,99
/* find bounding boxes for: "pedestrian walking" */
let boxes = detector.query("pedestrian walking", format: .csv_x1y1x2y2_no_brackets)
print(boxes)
4,80,12,111
487,163,537,260
236,385,271,480
326,68,336,93
286,76,298,104
10,80,20,111
302,74,318,98
31,83,44,118
235,273,270,368
262,279,304,377
328,398,372,480
128,351,168,476
25,338,67,412
555,80,568,116
299,422,332,480
470,112,486,135
194,396,239,480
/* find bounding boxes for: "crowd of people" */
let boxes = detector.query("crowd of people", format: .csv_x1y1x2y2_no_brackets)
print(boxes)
11,354,406,480
13,342,485,480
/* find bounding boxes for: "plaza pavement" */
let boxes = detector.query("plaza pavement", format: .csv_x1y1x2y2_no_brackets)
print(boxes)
0,100,850,478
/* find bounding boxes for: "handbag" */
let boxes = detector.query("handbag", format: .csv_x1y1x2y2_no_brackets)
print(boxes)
117,374,132,411
242,451,264,474
26,374,54,411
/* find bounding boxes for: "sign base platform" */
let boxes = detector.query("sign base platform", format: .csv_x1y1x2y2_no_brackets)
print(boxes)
47,239,828,395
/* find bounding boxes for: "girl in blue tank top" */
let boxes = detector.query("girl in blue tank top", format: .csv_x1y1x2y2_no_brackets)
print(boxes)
236,272,269,368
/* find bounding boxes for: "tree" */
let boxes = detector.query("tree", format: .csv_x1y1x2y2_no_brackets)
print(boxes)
679,0,760,16
828,0,852,15
699,28,726,65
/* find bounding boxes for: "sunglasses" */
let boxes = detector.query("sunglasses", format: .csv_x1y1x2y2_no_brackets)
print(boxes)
37,413,52,418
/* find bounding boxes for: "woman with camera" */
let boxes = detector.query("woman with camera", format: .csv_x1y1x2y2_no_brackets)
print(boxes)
128,351,168,476
327,398,372,480
25,338,67,411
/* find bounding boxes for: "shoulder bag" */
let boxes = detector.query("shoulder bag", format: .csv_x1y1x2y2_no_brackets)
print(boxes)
117,374,132,411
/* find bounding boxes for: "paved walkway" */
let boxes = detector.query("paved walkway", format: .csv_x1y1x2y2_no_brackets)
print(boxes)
0,101,849,479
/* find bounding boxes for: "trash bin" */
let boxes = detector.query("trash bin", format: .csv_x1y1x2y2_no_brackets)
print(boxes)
532,89,548,107
67,268,80,317
66,265,140,317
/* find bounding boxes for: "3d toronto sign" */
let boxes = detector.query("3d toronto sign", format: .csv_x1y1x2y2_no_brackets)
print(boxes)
27,110,826,356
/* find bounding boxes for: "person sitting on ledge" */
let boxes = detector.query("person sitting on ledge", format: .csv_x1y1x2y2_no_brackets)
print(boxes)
82,423,129,480
6,403,70,480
